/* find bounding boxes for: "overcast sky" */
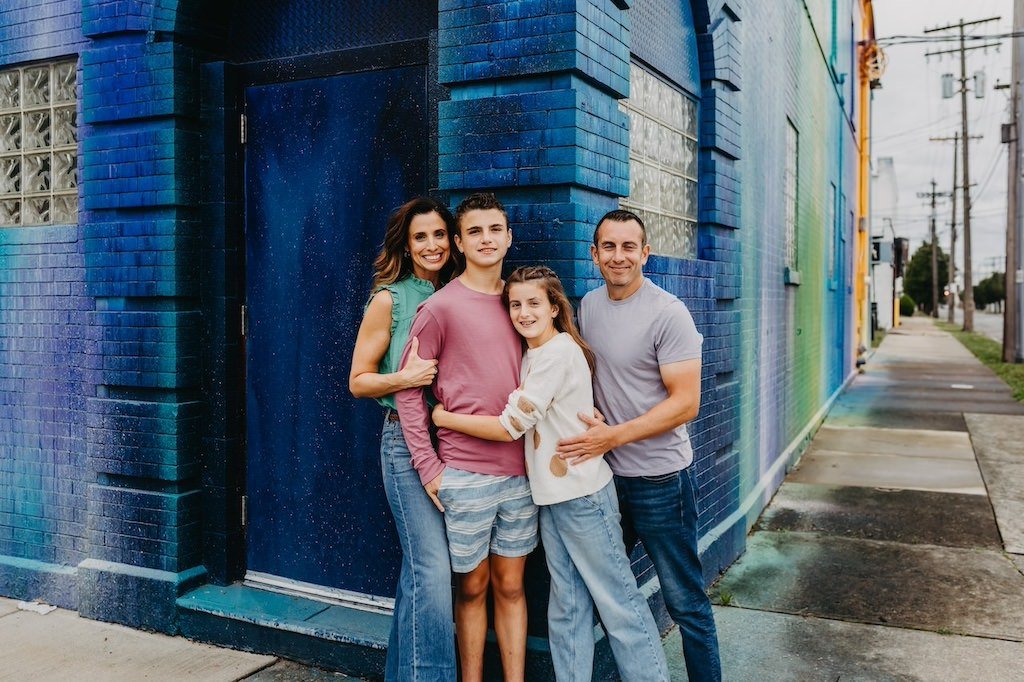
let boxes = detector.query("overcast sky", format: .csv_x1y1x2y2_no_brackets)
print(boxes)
872,0,1014,278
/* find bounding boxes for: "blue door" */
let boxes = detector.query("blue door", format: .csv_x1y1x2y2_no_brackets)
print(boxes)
244,67,427,598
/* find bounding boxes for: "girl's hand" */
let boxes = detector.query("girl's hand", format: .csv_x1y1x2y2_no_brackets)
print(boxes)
432,403,449,428
400,336,438,388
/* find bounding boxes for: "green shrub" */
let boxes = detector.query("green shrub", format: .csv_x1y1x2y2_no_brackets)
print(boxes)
899,294,915,317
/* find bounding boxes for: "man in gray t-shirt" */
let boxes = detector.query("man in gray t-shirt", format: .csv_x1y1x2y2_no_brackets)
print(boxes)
557,209,722,681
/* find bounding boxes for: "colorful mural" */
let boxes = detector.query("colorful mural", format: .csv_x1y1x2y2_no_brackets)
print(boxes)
0,0,875,674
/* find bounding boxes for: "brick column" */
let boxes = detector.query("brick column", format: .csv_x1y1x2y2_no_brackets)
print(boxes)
437,0,631,298
693,0,745,576
76,1,206,632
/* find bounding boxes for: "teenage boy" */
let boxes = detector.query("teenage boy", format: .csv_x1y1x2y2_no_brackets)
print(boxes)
556,209,723,681
395,193,537,682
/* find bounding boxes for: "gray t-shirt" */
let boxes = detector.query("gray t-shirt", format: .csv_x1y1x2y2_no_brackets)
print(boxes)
579,278,703,476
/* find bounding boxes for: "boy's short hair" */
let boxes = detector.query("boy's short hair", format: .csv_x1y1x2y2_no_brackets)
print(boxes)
455,192,509,234
594,209,647,246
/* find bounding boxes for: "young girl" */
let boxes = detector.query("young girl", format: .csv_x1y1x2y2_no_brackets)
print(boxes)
432,266,670,682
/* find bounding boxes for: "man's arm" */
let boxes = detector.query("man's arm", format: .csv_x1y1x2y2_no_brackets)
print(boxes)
556,358,700,464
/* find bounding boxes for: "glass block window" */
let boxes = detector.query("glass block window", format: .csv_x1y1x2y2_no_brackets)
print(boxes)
620,63,698,259
784,120,799,270
0,60,78,227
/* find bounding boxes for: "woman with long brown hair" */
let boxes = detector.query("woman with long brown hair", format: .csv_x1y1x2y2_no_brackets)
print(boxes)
431,266,669,681
349,196,461,682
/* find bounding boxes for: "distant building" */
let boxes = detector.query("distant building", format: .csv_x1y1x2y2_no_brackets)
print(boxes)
0,1,877,676
872,156,901,330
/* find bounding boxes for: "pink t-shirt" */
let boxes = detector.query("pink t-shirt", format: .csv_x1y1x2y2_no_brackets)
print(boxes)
395,278,525,484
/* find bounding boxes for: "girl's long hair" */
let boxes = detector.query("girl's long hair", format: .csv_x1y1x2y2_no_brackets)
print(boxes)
372,197,462,289
502,266,597,374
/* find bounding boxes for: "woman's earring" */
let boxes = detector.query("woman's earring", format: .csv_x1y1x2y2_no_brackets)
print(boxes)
404,250,410,258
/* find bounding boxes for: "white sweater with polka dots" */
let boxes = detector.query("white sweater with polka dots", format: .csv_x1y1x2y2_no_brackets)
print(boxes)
498,333,614,506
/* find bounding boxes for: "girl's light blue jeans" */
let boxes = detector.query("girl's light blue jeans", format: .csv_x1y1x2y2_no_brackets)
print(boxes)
540,481,670,682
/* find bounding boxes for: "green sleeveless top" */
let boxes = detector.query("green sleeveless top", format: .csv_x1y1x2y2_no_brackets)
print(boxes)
373,275,437,410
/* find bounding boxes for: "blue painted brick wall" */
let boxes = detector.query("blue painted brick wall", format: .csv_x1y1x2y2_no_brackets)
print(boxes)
81,0,177,36
439,79,628,195
0,4,89,607
75,4,207,624
439,0,630,97
0,1,86,64
81,41,196,123
85,397,201,480
86,484,200,573
80,128,200,213
0,227,90,573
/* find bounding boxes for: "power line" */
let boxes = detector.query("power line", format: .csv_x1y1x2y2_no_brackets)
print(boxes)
921,16,1002,331
876,30,1019,47
974,143,1008,202
870,113,962,142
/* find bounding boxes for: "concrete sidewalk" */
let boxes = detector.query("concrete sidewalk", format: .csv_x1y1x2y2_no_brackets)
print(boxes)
706,316,1024,681
6,316,1024,681
0,595,363,681
0,596,379,681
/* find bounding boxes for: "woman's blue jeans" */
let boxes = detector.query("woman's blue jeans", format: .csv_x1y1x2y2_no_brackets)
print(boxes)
615,469,722,682
380,418,456,682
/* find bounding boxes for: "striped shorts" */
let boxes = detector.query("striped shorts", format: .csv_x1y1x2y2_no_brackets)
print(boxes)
436,467,539,573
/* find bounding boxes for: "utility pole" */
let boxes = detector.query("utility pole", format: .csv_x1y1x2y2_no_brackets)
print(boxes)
999,50,1020,360
932,133,980,323
917,180,949,317
950,136,959,324
925,16,1001,332
1010,0,1024,362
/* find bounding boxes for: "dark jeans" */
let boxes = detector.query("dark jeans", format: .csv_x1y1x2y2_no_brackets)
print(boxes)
615,469,722,682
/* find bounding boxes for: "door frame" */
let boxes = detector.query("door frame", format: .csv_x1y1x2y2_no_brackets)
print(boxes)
226,39,432,596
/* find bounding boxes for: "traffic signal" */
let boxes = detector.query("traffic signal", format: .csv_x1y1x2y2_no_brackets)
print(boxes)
893,237,909,277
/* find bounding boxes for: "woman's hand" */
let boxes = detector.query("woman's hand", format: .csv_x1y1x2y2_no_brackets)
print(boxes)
431,403,449,428
399,336,438,389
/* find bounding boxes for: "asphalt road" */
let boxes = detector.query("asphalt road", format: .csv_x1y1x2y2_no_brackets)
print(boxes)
942,304,1004,344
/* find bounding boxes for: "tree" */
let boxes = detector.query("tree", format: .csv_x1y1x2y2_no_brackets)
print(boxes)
900,294,916,317
974,272,1005,312
903,241,950,316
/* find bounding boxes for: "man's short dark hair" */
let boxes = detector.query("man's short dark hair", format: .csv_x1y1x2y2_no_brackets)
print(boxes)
455,192,508,234
594,209,647,246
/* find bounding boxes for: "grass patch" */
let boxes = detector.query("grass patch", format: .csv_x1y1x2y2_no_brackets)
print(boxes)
935,321,1024,403
714,588,734,606
871,329,886,349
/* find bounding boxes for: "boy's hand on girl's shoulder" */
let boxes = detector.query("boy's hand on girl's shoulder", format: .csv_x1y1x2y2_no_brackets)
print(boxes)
424,470,445,513
556,411,612,465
